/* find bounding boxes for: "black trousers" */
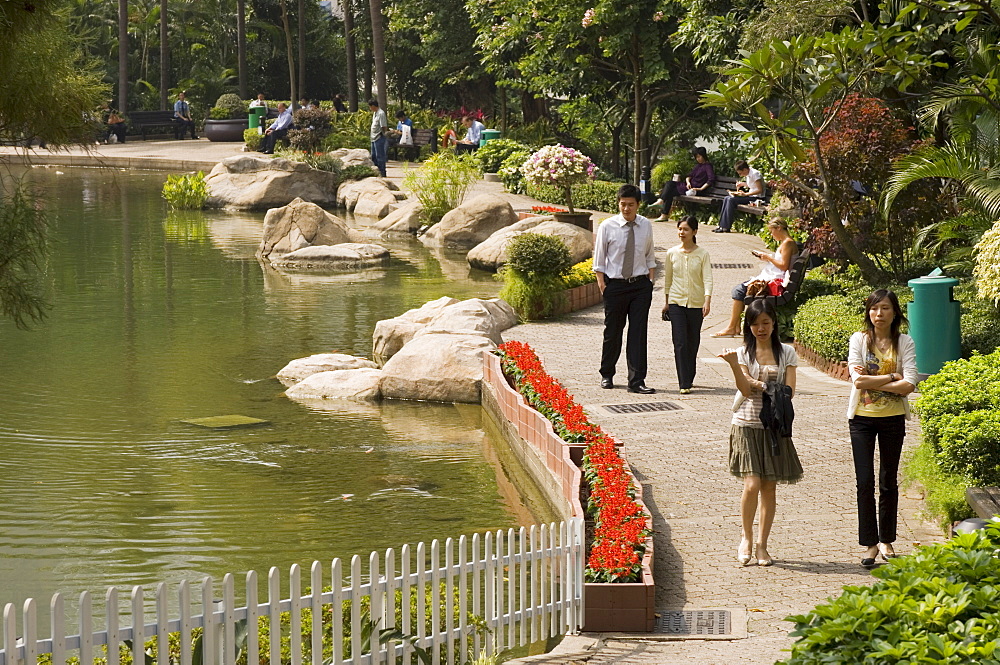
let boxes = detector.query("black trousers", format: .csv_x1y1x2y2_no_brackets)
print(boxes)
668,304,703,390
600,277,653,388
173,118,196,139
849,414,906,546
260,127,289,154
718,195,762,231
657,180,681,212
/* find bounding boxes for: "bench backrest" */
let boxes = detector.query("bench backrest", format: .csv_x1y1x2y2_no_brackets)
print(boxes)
704,175,770,200
129,110,176,123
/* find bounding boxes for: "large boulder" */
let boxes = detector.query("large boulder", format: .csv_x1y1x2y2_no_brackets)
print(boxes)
354,187,405,219
373,200,425,235
337,178,399,212
205,155,339,209
380,333,495,403
269,243,390,272
328,148,375,169
419,195,518,249
257,197,351,260
467,217,594,272
277,353,379,387
285,368,383,401
416,298,517,343
372,296,459,361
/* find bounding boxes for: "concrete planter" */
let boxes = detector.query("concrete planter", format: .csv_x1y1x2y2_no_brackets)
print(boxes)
204,118,250,142
553,211,593,232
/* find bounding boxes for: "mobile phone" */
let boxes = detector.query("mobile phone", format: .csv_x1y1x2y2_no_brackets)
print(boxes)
661,309,670,321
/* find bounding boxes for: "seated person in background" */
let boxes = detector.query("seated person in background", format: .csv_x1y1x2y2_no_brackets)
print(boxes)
101,101,126,144
333,94,348,113
714,160,765,233
455,115,484,154
249,93,268,110
173,91,197,140
440,125,459,149
711,218,797,337
298,97,314,110
650,146,715,221
387,110,419,161
259,103,293,154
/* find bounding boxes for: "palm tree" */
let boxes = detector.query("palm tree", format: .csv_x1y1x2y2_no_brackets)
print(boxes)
118,0,128,110
343,0,358,110
278,0,297,107
369,0,387,108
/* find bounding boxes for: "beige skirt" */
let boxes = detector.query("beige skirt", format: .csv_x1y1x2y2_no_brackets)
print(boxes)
729,425,803,483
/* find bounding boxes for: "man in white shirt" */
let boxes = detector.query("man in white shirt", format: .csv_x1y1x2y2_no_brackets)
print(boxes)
249,93,268,109
369,98,388,177
259,103,293,154
715,160,765,232
456,115,485,154
593,184,658,393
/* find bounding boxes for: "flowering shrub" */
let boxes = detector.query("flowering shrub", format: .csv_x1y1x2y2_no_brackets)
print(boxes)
520,145,596,213
531,205,567,214
496,341,648,582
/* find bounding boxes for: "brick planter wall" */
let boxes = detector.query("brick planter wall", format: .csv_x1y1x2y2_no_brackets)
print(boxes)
793,341,850,381
554,282,601,316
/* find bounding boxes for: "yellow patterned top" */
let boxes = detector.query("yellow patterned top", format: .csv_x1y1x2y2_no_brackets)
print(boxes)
855,344,906,417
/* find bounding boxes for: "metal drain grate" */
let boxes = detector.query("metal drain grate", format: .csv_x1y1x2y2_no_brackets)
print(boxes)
603,401,682,414
712,263,754,269
655,610,731,636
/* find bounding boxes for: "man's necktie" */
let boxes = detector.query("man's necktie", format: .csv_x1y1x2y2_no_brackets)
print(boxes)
622,220,636,279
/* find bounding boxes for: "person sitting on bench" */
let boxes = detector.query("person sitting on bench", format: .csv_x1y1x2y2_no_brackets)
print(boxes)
455,115,484,154
714,160,764,233
259,103,293,154
173,91,198,140
650,146,715,221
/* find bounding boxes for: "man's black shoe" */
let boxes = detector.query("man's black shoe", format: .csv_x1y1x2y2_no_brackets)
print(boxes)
601,378,614,389
628,384,656,394
713,228,729,233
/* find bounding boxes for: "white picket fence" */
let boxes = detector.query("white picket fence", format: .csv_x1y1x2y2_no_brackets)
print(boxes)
0,520,584,665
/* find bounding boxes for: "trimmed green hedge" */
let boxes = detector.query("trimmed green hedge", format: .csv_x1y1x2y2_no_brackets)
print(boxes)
526,180,622,214
781,523,1000,664
792,295,862,361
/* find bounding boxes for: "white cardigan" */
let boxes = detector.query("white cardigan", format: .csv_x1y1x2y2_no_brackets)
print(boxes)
845,332,918,420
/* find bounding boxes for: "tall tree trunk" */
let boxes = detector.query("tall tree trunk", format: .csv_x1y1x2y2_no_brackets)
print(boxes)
368,0,387,109
631,35,644,186
237,0,247,98
343,0,358,111
363,47,372,102
159,0,168,109
119,0,128,111
279,0,297,109
297,0,306,100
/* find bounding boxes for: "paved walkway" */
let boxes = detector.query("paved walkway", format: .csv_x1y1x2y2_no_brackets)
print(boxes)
504,222,942,663
3,141,943,664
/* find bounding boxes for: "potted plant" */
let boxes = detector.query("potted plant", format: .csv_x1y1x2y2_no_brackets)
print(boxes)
520,144,596,230
204,93,249,142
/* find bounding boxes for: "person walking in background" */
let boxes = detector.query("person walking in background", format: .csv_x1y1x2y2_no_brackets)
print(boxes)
718,300,803,567
259,102,292,154
662,216,712,394
651,147,716,221
333,94,348,113
713,218,797,337
847,289,917,568
593,184,657,394
172,91,197,140
368,98,388,177
714,160,764,233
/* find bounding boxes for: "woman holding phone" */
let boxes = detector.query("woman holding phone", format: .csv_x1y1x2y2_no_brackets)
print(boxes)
712,219,797,338
847,290,917,567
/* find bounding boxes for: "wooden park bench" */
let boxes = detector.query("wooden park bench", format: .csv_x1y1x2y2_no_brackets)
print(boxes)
676,175,769,217
966,486,1000,519
743,247,811,309
389,128,438,160
129,110,180,140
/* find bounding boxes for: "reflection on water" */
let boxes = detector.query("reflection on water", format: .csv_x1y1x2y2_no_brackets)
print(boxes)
0,166,518,615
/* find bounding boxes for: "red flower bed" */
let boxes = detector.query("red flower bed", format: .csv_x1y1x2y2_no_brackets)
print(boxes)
497,341,648,583
530,205,568,214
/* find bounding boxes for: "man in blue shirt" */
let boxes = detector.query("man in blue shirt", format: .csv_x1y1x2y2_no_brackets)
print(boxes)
456,115,484,154
259,103,293,154
368,98,388,176
388,110,418,161
173,91,197,140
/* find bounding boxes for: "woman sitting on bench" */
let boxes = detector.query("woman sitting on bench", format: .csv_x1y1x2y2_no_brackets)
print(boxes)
712,218,796,337
650,146,715,221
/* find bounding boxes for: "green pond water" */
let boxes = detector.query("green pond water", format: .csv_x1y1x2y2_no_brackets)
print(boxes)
0,166,526,614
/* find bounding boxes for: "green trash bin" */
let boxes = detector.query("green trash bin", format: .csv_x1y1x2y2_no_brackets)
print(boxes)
479,128,502,147
248,112,261,130
907,270,961,378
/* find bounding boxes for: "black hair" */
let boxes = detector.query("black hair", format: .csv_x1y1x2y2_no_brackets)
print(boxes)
617,183,641,203
734,160,749,172
367,98,378,107
743,299,782,366
863,289,907,355
678,215,698,244
396,110,407,119
692,146,708,159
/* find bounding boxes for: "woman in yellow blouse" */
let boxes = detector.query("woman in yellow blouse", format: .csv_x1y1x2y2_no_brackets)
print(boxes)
661,216,713,394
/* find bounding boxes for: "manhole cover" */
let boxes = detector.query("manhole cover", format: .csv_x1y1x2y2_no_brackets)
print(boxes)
603,401,682,414
655,610,731,636
712,263,754,269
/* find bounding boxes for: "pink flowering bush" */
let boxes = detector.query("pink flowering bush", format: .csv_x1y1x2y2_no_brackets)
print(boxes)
521,144,596,213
